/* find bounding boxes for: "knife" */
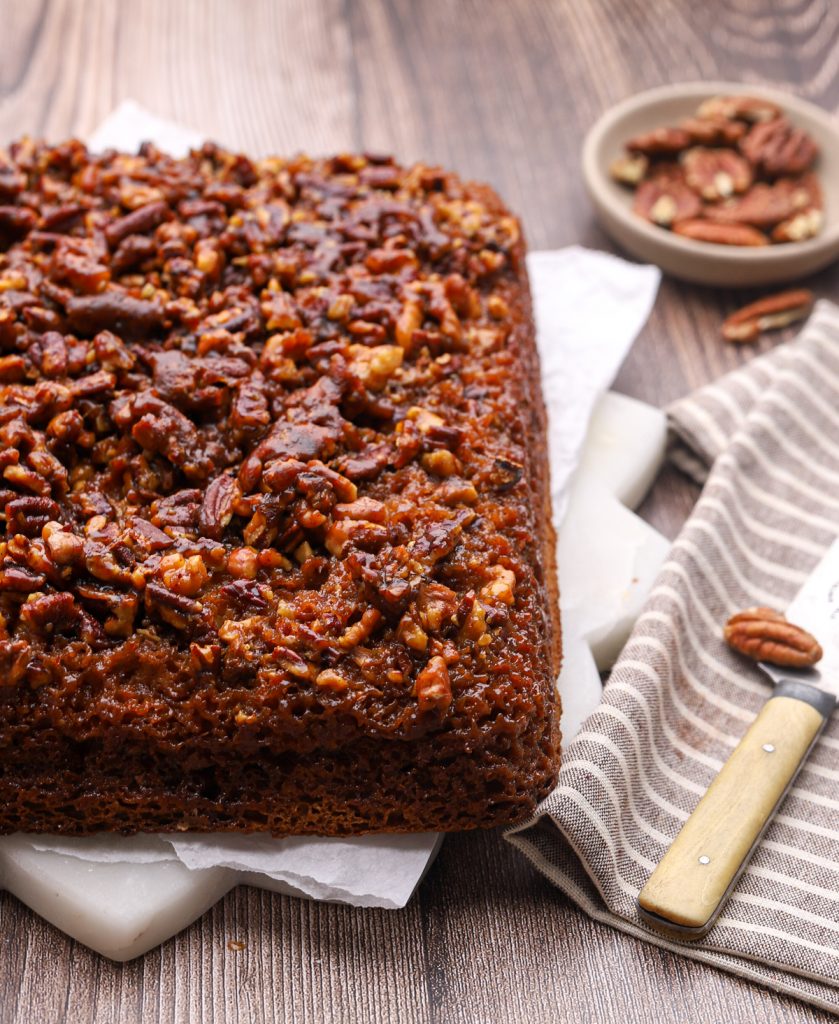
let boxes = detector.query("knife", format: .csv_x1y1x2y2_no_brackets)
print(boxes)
637,538,839,940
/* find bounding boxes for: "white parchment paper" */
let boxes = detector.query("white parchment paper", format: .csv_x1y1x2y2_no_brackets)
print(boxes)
18,105,660,909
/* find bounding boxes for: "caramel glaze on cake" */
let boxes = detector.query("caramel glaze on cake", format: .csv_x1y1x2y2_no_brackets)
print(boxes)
0,139,561,835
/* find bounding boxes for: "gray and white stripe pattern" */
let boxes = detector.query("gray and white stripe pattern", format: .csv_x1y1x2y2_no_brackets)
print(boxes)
507,301,839,1014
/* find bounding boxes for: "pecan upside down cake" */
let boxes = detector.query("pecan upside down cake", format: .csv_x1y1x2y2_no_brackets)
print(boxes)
0,138,560,835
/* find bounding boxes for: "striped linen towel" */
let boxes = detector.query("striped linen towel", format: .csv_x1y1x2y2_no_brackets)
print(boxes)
507,300,839,1014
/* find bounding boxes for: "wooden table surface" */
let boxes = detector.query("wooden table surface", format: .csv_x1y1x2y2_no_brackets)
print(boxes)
1,1,837,1021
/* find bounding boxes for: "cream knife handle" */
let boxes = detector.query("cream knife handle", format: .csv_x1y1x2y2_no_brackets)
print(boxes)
638,682,833,938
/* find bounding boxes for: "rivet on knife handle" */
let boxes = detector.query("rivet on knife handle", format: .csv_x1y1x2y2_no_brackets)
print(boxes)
638,691,828,938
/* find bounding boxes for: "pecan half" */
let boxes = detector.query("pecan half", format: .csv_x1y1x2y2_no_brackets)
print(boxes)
199,474,241,540
672,219,769,247
703,178,816,229
681,147,752,201
609,154,649,187
772,207,824,243
626,127,691,157
633,179,702,227
721,289,814,343
740,117,818,178
679,116,746,147
697,95,781,124
724,607,822,668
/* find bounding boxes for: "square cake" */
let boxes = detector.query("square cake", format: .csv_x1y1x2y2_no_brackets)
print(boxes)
0,139,560,834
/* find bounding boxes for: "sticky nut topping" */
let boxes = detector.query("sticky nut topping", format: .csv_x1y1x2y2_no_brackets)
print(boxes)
0,138,534,721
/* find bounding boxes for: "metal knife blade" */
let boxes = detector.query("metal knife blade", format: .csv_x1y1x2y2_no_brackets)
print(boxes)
759,537,839,702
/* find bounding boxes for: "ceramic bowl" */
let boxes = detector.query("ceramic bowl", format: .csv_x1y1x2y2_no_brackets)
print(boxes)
582,81,839,287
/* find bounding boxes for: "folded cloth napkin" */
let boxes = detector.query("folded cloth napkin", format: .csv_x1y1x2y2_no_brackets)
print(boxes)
507,299,839,1014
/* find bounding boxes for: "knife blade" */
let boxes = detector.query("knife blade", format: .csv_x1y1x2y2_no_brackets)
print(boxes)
637,537,839,939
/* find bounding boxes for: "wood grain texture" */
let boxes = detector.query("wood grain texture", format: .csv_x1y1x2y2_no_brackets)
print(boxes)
0,0,837,1021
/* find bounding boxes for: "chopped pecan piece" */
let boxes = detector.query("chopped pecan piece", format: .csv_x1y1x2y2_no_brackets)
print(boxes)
324,516,388,557
129,395,212,480
347,344,403,390
6,496,60,537
397,609,429,652
721,289,814,343
227,547,259,579
19,591,80,636
480,565,516,606
395,296,423,349
76,583,139,637
93,330,135,371
489,457,523,492
4,463,52,496
0,354,26,382
65,291,164,338
43,524,85,566
333,496,386,523
104,200,169,248
39,332,68,377
315,669,349,692
68,369,116,399
0,639,30,685
144,580,202,630
422,450,459,478
338,608,382,650
0,205,36,241
0,564,46,592
128,517,174,555
417,582,459,632
160,552,208,597
437,480,478,506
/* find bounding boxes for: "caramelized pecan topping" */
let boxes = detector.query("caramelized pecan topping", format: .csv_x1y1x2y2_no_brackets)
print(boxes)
0,138,536,720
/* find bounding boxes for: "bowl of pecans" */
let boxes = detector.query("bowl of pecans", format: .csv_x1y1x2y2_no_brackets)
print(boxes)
582,81,839,286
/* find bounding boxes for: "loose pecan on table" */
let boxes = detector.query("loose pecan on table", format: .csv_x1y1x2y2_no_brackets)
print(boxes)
724,607,823,668
721,289,814,343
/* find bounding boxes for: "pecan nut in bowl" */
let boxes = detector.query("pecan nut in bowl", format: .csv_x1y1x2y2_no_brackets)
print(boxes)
681,147,752,201
703,176,820,229
633,178,701,227
584,82,839,284
740,117,819,178
696,94,782,124
672,219,769,247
